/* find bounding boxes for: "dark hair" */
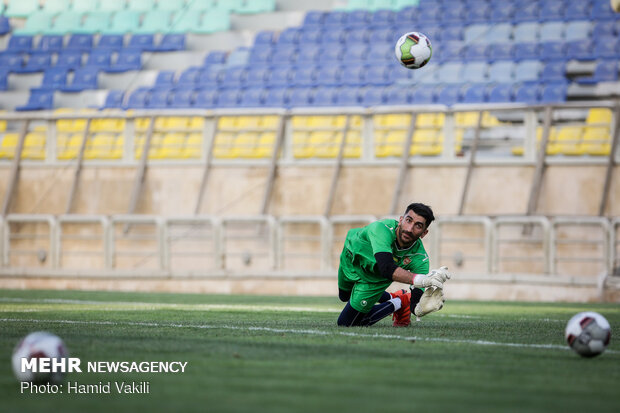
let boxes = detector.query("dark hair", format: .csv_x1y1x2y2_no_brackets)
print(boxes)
405,203,435,228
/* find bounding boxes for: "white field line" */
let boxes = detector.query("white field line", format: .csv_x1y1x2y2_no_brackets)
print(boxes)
2,317,616,354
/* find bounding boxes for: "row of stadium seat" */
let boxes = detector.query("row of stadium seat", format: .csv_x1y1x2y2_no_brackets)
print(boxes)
1,109,612,160
330,0,618,24
3,0,275,17
3,33,185,53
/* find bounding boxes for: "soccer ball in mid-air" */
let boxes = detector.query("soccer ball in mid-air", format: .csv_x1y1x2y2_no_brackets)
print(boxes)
394,32,432,69
565,312,611,358
12,331,68,383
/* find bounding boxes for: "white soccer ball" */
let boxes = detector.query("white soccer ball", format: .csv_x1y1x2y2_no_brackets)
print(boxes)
394,31,433,69
12,331,68,383
564,312,611,358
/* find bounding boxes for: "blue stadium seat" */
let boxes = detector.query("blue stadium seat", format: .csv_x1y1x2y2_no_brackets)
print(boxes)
437,62,464,84
365,64,391,86
564,0,591,21
513,22,540,43
365,43,392,63
368,28,393,44
576,59,619,84
299,27,323,44
411,84,437,104
484,23,512,44
442,26,463,42
488,61,515,83
487,43,514,62
539,22,565,42
194,89,218,108
340,65,365,87
61,67,99,92
37,35,64,52
66,34,94,52
369,10,394,28
513,82,540,104
318,44,343,64
106,50,141,72
197,68,223,89
245,65,270,86
204,50,228,65
170,87,194,108
55,51,83,70
324,11,347,27
125,87,150,109
490,2,515,23
84,50,112,70
315,65,342,86
591,0,617,20
264,87,288,107
177,67,202,87
270,47,297,65
384,85,411,105
461,83,488,104
7,35,34,53
321,27,346,44
464,43,489,61
513,42,539,61
539,41,567,61
0,53,25,72
564,21,592,42
291,65,317,87
278,27,300,45
539,82,568,103
267,66,293,88
239,87,265,107
512,2,539,22
35,67,68,91
387,64,415,85
415,68,440,85
295,44,320,65
0,69,9,90
343,28,370,45
592,36,620,59
487,83,514,103
421,3,442,23
335,87,361,106
226,47,250,67
566,39,594,60
153,70,176,89
463,24,489,43
220,66,247,89
303,11,324,27
102,89,124,109
437,41,465,63
361,86,386,107
540,60,567,82
250,45,273,65
539,1,564,21
345,10,371,28
442,2,466,23
0,16,10,35
592,20,616,38
16,90,55,111
146,88,172,108
17,52,52,73
127,34,155,52
155,34,185,52
254,31,276,46
462,62,488,83
312,87,337,106
288,87,313,107
466,3,490,23
514,60,544,82
436,84,462,105
97,34,124,50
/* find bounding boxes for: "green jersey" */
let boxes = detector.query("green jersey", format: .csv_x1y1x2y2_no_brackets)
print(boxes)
344,218,430,281
338,219,430,313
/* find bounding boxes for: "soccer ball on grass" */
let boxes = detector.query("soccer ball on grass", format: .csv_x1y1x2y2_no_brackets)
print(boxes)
394,31,432,69
564,312,611,358
12,331,68,383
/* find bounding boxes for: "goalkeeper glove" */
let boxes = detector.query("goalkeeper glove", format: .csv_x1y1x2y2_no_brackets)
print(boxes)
412,266,451,289
413,287,445,317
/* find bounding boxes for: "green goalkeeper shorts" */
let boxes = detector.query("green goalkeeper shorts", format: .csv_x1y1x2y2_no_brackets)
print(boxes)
337,248,391,313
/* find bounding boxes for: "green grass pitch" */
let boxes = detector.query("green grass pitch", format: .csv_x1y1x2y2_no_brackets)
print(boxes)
1,289,619,413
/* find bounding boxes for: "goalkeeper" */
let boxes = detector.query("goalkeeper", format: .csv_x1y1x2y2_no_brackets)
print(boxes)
337,202,450,327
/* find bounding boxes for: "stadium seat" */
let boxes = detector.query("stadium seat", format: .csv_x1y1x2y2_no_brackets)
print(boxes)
487,43,514,62
194,89,218,108
101,90,125,109
5,0,40,17
442,26,463,42
513,42,539,61
62,68,99,92
7,35,34,53
564,21,592,42
592,36,620,59
106,50,142,72
155,34,186,52
539,22,565,42
513,22,540,43
576,59,619,84
71,0,98,12
35,68,69,91
463,24,489,43
513,83,540,104
197,68,224,89
170,87,195,108
220,67,247,89
16,90,55,111
84,50,112,70
436,41,464,63
592,21,615,38
49,12,85,34
364,64,391,86
264,88,288,107
288,88,313,107
411,85,437,104
514,60,544,82
566,39,594,60
127,34,155,52
291,65,317,87
513,2,539,22
97,34,124,50
361,87,385,106
14,12,54,35
136,10,173,34
17,52,52,73
0,16,9,35
436,84,462,105
146,88,172,108
0,53,25,72
98,0,127,11
81,12,112,33
488,61,516,83
315,65,342,87
540,60,567,82
539,82,568,103
0,70,9,91
125,88,150,109
55,52,83,70
105,10,141,34
461,83,488,104
484,23,513,44
240,87,265,107
582,126,611,156
312,87,337,107
565,1,591,20
461,62,489,83
539,41,567,61
487,83,514,103
66,34,94,52
489,2,515,22
591,0,617,19
437,63,464,84
245,65,270,86
128,0,155,11
37,35,64,52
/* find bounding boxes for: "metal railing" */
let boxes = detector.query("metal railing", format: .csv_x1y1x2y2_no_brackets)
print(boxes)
0,214,617,284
